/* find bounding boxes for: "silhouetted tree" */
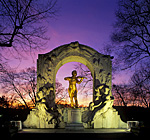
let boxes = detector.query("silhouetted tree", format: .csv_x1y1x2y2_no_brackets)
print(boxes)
0,67,36,108
113,84,128,106
112,64,150,107
55,79,69,104
130,65,150,107
107,0,150,70
74,63,93,96
0,95,9,108
104,0,150,107
0,0,59,78
0,0,58,49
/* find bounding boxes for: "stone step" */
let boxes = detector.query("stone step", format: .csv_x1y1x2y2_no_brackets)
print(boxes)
65,123,84,130
12,130,137,140
66,123,84,127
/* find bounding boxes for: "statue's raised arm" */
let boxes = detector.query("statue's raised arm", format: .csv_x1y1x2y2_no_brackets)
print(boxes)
64,77,71,81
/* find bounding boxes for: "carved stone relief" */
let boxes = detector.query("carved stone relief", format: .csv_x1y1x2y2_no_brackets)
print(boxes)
24,41,118,128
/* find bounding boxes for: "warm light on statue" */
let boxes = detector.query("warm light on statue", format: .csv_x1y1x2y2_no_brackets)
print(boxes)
64,70,87,108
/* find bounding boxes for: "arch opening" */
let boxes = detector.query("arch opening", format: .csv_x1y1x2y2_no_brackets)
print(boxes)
55,62,93,107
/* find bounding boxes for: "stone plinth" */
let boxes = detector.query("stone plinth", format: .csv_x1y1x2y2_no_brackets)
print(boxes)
68,109,82,123
93,107,127,128
66,109,84,130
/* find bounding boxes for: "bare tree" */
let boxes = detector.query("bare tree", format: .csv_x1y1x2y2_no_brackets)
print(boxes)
107,0,150,70
55,79,69,104
112,63,150,107
105,0,150,107
0,0,58,50
112,84,128,106
19,67,36,105
0,0,59,78
130,65,150,107
74,63,93,96
0,0,59,107
0,67,37,108
0,95,9,108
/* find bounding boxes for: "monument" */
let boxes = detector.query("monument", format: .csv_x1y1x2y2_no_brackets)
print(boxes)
23,41,126,129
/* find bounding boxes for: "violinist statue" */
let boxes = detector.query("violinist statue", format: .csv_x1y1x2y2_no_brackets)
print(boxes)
64,70,87,108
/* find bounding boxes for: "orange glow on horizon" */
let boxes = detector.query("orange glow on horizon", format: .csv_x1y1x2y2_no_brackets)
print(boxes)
55,96,92,107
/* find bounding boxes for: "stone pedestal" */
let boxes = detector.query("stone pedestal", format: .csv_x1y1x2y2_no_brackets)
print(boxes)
65,109,84,130
93,107,127,128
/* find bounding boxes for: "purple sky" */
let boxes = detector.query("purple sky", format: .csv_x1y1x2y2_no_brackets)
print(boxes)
8,0,131,86
47,0,117,51
10,0,117,67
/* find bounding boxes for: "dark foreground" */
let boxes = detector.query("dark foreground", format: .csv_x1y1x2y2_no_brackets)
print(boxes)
1,106,150,139
11,128,137,140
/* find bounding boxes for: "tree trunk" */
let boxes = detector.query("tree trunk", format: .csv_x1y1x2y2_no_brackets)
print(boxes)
12,83,29,109
115,86,127,106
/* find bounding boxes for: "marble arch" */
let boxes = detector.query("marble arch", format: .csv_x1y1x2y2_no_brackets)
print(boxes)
24,41,126,129
37,41,113,102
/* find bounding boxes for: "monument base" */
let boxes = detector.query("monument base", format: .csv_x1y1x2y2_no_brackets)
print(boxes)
23,104,55,128
93,107,127,128
23,106,126,129
66,108,84,130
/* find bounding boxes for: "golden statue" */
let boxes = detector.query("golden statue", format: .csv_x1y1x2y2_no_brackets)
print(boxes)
64,70,86,108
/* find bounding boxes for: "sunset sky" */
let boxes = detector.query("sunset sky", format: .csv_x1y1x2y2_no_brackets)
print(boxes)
2,0,133,106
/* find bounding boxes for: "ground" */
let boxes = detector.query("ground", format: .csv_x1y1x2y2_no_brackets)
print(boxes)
13,128,136,140
0,106,150,139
